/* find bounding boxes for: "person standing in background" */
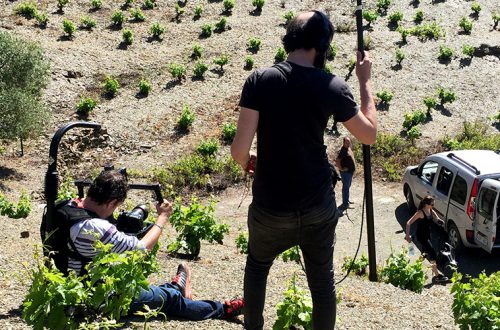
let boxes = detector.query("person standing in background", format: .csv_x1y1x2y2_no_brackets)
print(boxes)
335,136,356,214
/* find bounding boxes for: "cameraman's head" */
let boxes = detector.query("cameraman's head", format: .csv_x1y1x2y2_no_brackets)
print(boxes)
85,170,128,218
282,11,334,69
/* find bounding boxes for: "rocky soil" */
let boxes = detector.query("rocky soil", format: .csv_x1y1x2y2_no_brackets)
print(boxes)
1,0,499,328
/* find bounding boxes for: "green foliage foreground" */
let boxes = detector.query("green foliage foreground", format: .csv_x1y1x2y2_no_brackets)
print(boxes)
0,191,31,219
451,271,500,329
379,248,427,293
23,243,159,330
273,273,313,330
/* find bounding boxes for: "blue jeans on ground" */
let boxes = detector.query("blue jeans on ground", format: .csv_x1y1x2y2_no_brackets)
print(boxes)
340,171,353,209
243,196,339,330
129,283,224,320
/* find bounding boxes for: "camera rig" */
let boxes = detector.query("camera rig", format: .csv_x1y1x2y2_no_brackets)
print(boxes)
42,121,163,242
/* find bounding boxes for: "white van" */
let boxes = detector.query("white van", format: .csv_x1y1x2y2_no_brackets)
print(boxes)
403,150,500,253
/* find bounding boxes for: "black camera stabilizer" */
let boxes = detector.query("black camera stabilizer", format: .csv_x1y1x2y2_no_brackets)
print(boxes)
43,122,163,242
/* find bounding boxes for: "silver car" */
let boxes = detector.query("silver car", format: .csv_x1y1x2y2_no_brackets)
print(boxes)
403,150,500,253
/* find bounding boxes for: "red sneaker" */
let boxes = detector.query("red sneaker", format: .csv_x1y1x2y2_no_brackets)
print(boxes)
171,263,192,300
223,298,245,319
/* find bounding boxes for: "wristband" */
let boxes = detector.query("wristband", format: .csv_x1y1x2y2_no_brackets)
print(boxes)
245,155,256,174
154,223,164,231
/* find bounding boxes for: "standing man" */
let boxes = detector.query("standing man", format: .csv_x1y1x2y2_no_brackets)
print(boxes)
231,10,376,330
336,136,356,213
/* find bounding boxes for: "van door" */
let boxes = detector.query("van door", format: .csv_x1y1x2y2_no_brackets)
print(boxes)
434,165,457,219
474,179,500,253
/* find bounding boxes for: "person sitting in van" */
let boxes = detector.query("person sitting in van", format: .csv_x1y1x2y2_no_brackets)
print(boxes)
405,195,449,283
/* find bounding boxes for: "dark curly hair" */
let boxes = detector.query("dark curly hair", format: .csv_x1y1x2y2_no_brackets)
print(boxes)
282,10,334,54
87,170,128,205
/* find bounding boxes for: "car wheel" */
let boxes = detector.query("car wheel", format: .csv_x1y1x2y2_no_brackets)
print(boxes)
405,187,416,213
447,223,464,253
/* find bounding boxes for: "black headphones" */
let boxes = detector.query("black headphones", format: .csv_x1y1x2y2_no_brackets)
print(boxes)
313,10,334,53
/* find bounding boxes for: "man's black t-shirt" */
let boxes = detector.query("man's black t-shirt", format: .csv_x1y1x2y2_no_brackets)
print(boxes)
239,61,359,212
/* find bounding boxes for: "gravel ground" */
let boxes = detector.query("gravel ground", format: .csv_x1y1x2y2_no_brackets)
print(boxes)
1,0,499,328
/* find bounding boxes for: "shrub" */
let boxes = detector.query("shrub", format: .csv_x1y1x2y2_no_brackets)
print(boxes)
174,3,184,19
403,110,426,130
347,57,356,73
438,45,454,61
121,28,133,44
324,63,333,74
213,55,229,71
193,5,203,18
281,246,301,264
222,122,236,143
196,138,220,157
383,161,401,181
423,96,437,115
201,24,212,38
168,63,186,81
494,13,500,29
130,8,145,21
395,48,405,65
376,90,393,104
193,61,208,78
363,10,378,26
144,0,156,9
223,0,235,13
409,22,444,40
57,0,70,12
273,273,312,330
191,44,203,59
244,56,254,70
90,0,102,10
111,10,125,26
80,15,97,29
77,97,97,115
0,191,31,219
451,272,500,329
14,1,38,19
150,22,165,39
247,37,261,52
252,0,265,12
413,10,423,23
35,12,49,27
441,121,500,151
462,44,475,58
215,17,227,32
138,79,151,95
459,17,473,34
327,42,337,61
388,11,403,25
342,253,369,276
283,10,295,26
103,75,119,96
123,0,134,7
0,31,51,151
62,19,76,38
167,198,229,256
176,105,194,132
376,0,392,14
380,248,427,293
470,2,481,16
397,26,409,43
274,47,287,63
407,126,422,143
437,87,456,104
235,233,248,254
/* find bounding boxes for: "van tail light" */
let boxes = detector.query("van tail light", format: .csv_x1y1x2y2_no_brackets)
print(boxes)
466,230,475,243
467,178,478,220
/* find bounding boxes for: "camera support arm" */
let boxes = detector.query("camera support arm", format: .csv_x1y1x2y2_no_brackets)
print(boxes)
74,180,164,203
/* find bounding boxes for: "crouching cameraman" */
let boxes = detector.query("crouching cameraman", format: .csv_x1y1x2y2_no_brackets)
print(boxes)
67,170,244,320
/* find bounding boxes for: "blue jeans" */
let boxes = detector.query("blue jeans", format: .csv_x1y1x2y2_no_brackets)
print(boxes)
244,196,339,330
129,283,224,320
340,171,353,209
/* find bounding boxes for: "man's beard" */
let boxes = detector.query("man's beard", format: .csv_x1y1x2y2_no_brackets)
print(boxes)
313,51,327,69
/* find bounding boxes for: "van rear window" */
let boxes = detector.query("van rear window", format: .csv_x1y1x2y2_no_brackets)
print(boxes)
450,175,467,205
